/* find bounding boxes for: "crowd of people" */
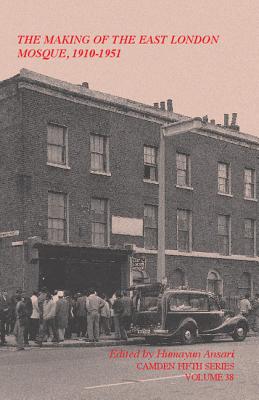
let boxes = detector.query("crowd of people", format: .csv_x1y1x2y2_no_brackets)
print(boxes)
1,288,259,351
0,287,133,350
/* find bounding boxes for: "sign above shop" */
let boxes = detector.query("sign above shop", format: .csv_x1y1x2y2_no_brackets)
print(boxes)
131,256,146,270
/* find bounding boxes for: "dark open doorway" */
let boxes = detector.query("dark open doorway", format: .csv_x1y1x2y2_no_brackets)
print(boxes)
37,244,129,296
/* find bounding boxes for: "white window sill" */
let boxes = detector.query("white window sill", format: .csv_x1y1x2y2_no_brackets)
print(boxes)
90,171,111,177
244,197,258,202
47,162,71,170
217,192,233,198
176,185,193,191
143,179,159,185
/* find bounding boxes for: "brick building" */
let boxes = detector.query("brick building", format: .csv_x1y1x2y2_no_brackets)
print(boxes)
0,69,259,306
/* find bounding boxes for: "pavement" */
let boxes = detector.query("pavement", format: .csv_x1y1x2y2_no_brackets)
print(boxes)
1,333,145,348
1,330,257,349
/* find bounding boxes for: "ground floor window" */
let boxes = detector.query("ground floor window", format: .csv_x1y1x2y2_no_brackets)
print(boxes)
207,270,223,295
171,268,185,288
238,272,252,297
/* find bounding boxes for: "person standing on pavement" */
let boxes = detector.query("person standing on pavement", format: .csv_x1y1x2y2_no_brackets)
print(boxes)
13,293,27,350
120,290,133,332
22,291,32,345
100,294,111,336
113,291,132,340
0,289,9,346
240,294,252,317
55,291,69,342
30,291,39,341
239,293,252,330
253,293,259,333
36,287,48,340
76,292,87,338
86,289,105,342
110,291,120,339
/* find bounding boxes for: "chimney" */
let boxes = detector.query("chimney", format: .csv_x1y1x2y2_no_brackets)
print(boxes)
224,114,229,127
210,119,215,125
231,113,237,126
167,99,173,112
82,82,89,89
202,115,208,123
160,101,165,110
153,102,159,108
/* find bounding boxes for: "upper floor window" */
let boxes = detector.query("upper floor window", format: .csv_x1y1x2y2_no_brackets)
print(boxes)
176,153,191,187
48,192,67,242
91,198,108,246
144,146,158,181
244,168,256,199
218,215,230,255
218,162,231,194
177,209,192,252
47,124,67,166
244,218,255,256
90,134,109,173
144,204,158,249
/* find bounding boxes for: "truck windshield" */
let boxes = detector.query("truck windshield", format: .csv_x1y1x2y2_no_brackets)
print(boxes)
133,285,162,312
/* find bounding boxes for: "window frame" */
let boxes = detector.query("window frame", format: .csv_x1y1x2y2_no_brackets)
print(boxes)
90,134,110,174
47,123,69,168
91,197,109,246
144,204,158,249
143,145,158,183
48,191,68,243
217,214,231,256
177,209,192,252
244,218,256,257
218,162,231,195
176,153,191,188
244,168,256,200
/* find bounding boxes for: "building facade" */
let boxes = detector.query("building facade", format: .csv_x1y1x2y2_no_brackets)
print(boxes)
0,69,259,308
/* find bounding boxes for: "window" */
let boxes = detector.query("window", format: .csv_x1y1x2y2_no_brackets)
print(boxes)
91,198,108,246
176,153,190,187
144,146,158,181
244,168,256,199
218,162,230,194
144,205,158,249
47,124,67,165
207,270,223,295
239,272,252,297
48,192,67,242
244,219,255,256
218,215,230,255
90,134,109,173
177,209,192,252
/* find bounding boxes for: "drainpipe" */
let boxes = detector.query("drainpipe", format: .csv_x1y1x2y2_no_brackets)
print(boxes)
157,118,203,284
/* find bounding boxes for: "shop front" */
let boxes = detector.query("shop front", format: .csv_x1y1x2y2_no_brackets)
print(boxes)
37,243,131,296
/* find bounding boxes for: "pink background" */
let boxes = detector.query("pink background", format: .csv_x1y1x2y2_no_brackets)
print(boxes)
1,0,258,135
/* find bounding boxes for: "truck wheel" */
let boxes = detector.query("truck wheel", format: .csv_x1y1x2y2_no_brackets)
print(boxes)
180,326,196,345
232,324,248,342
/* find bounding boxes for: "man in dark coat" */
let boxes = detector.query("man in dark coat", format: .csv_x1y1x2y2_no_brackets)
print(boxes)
55,291,69,342
113,291,132,340
22,291,32,345
13,293,27,350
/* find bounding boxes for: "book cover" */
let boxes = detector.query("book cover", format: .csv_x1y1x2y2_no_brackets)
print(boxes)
0,1,258,399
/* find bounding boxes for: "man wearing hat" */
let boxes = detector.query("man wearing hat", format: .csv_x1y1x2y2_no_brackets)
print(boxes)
55,291,69,342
